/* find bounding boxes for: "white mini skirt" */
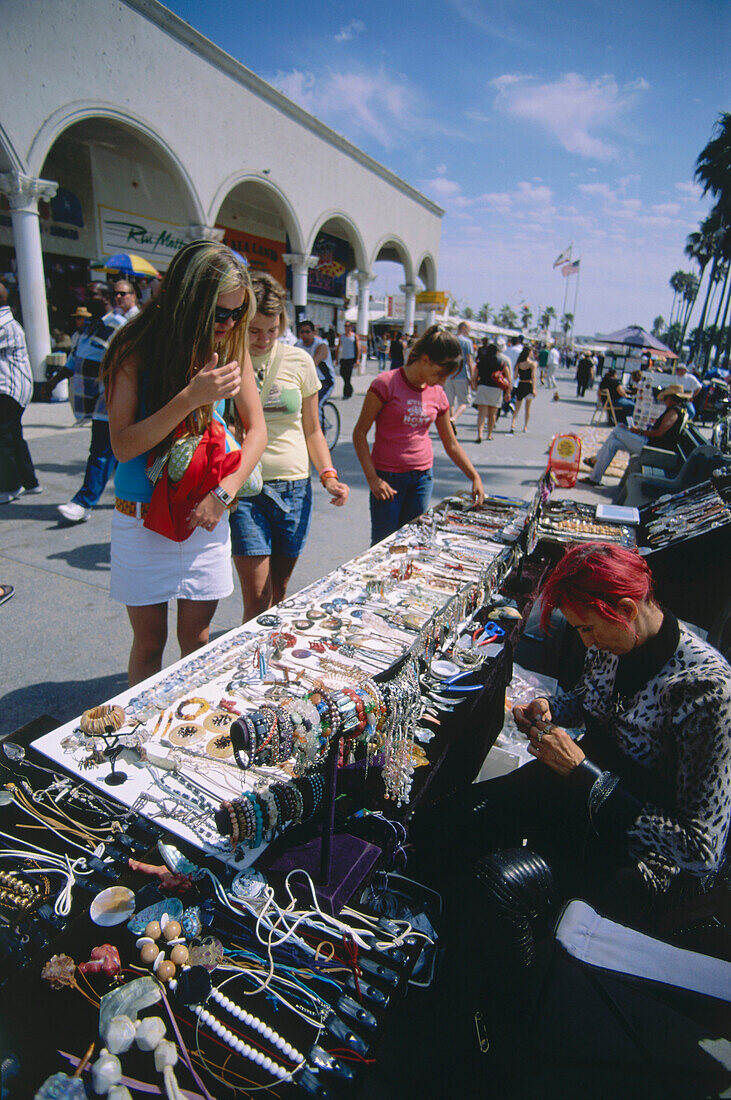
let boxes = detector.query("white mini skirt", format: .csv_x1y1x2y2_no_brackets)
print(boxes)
475,385,504,408
110,509,233,606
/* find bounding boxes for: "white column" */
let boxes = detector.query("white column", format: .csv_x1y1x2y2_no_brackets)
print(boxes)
186,224,225,242
400,282,417,335
0,171,58,382
283,253,318,309
354,270,375,367
424,309,437,328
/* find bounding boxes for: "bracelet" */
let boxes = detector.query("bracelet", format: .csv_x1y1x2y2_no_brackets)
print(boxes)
319,467,338,486
587,771,620,823
79,704,125,737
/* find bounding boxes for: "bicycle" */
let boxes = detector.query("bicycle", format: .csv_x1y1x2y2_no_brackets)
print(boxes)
320,399,340,450
710,398,731,455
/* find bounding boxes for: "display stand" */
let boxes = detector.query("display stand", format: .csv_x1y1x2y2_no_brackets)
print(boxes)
259,738,381,915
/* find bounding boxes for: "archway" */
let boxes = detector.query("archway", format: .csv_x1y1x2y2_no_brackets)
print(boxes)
303,212,368,333
212,175,304,297
417,252,437,292
29,116,203,331
370,235,416,334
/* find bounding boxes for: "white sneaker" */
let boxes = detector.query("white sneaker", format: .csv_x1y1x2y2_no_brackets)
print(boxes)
57,501,91,523
24,485,43,495
0,489,22,505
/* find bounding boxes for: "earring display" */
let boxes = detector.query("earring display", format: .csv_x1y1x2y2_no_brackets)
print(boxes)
30,494,527,862
536,499,635,546
640,474,731,551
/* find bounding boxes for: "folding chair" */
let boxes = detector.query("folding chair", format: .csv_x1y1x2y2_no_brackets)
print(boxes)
590,389,618,426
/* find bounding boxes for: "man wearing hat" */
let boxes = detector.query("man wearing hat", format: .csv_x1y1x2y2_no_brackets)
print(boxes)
675,363,702,416
69,305,91,356
581,383,691,486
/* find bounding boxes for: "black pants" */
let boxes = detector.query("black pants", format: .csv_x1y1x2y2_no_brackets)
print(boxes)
0,393,38,493
339,357,357,398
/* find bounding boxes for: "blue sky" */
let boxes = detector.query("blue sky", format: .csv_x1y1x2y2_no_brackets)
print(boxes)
164,0,729,335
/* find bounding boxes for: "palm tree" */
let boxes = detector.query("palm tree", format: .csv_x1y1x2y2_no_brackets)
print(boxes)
669,270,686,326
652,316,666,338
463,305,474,320
681,229,715,348
696,112,731,223
560,312,574,335
694,114,731,368
477,303,491,323
495,305,519,329
545,306,557,335
520,304,532,331
676,273,700,350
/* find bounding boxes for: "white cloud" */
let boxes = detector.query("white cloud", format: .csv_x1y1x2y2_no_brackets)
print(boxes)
334,19,366,43
652,202,681,216
272,66,419,147
491,73,649,160
675,181,703,201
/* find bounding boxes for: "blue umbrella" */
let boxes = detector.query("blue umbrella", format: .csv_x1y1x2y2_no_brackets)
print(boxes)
102,252,161,278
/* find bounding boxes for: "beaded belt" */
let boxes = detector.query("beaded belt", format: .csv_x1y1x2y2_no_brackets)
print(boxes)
115,497,150,518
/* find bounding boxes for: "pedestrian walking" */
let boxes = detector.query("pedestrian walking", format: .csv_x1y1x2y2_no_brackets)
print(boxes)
0,281,42,504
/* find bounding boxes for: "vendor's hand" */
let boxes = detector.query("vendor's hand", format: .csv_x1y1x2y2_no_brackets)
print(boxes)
188,492,226,532
189,353,241,406
513,697,552,732
527,719,586,776
324,477,349,506
370,477,397,501
471,475,485,505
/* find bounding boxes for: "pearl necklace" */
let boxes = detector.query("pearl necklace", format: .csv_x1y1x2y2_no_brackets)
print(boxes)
169,976,303,1080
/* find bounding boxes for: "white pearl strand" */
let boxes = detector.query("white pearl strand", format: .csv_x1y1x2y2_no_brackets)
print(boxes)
169,978,303,1082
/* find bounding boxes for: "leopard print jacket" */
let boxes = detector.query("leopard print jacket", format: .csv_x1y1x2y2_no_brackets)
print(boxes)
550,625,731,893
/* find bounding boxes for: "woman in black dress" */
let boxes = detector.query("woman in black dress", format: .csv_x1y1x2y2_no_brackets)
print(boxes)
510,344,537,433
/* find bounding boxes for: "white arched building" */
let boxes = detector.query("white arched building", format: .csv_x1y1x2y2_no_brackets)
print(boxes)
0,0,443,377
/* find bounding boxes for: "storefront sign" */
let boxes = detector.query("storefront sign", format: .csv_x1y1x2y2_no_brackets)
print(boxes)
216,225,286,283
308,233,349,300
416,290,449,311
98,205,188,269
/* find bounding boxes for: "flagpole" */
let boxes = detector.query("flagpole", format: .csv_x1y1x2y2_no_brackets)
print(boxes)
571,264,581,341
561,276,570,333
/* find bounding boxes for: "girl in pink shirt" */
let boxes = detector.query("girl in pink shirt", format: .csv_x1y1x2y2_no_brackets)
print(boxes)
353,325,484,544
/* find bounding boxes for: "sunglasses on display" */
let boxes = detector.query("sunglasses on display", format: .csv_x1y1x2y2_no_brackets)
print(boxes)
214,303,247,324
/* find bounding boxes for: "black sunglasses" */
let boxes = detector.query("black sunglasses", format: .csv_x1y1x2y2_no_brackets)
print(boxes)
214,303,247,324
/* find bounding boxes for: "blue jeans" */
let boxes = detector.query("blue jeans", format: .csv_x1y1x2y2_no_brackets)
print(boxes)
72,418,117,508
589,425,644,483
230,478,313,558
370,468,433,545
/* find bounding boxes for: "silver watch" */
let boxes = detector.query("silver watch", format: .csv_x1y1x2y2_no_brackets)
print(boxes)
210,485,234,508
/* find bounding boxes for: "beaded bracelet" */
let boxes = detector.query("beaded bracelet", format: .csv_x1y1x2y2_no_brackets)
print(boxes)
175,697,209,721
245,792,264,848
257,705,280,765
234,800,249,845
222,800,239,848
260,787,279,838
79,704,125,737
342,688,368,738
274,706,294,760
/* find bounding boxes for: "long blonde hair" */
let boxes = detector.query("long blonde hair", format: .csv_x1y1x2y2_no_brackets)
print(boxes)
102,240,254,441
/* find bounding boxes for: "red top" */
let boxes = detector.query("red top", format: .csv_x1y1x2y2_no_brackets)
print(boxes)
369,368,449,473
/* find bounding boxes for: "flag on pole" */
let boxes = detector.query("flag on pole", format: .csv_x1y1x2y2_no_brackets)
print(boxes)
562,259,580,276
553,246,572,268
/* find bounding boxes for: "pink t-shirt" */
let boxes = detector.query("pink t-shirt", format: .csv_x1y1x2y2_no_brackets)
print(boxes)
369,368,450,472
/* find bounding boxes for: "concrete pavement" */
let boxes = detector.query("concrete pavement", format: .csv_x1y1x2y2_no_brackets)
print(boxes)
0,363,607,736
